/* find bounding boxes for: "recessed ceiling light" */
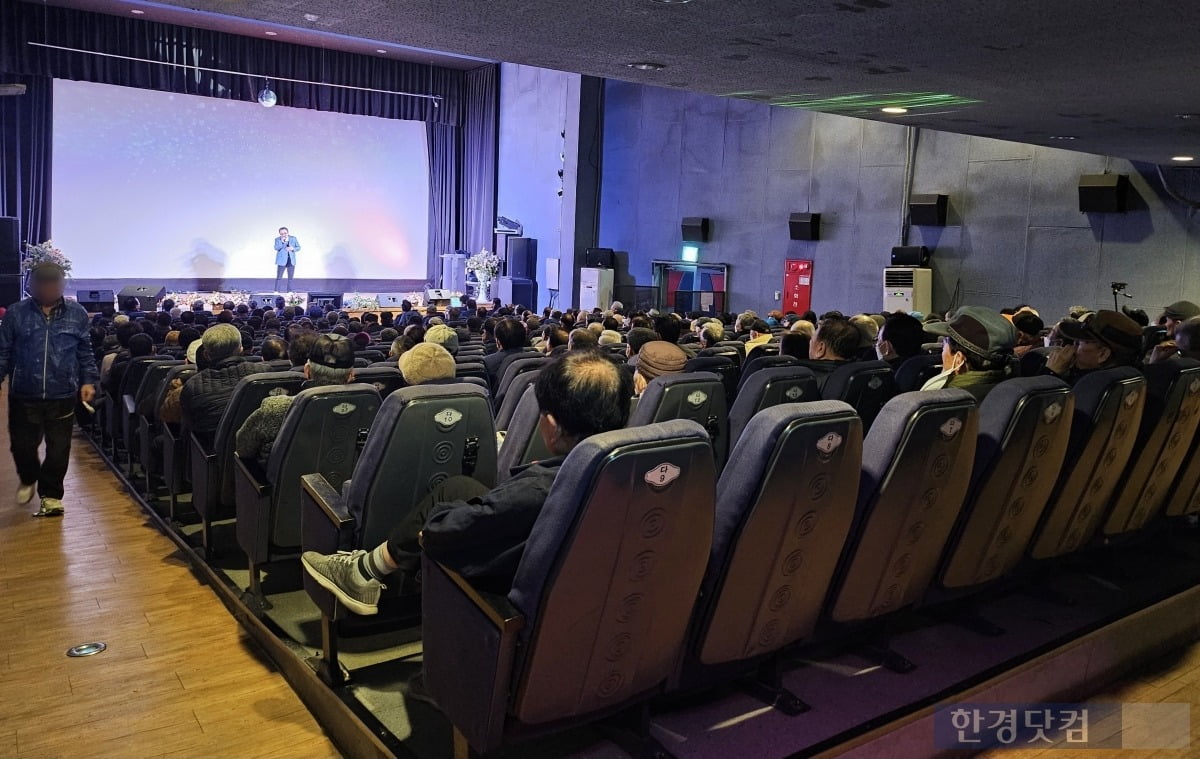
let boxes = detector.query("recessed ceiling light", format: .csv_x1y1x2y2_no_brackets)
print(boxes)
376,49,387,54
303,13,320,22
130,8,145,13
1175,114,1200,120
1172,155,1195,162
627,62,666,71
1048,135,1078,140
881,107,907,114
649,0,693,4
264,31,278,36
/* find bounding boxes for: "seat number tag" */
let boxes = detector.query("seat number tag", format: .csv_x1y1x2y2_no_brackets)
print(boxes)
645,463,681,488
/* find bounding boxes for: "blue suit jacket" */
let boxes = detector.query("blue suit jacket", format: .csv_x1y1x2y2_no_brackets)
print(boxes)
274,236,301,266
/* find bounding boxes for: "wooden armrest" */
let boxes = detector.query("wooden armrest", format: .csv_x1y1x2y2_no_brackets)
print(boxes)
122,394,136,415
428,559,523,631
300,473,352,527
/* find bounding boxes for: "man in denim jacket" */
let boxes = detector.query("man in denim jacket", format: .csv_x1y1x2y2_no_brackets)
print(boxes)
0,262,98,516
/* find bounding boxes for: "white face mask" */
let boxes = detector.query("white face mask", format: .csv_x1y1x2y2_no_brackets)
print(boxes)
920,353,964,392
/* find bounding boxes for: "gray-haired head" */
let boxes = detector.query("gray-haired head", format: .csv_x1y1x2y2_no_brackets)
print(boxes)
201,323,243,362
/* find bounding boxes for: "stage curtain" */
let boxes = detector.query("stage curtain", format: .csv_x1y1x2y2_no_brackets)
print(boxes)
459,65,498,256
0,72,51,247
427,123,459,284
0,0,461,125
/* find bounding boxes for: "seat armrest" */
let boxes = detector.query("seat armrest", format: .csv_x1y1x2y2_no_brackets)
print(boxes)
234,453,271,496
422,556,524,755
301,473,358,617
301,473,353,527
234,453,275,564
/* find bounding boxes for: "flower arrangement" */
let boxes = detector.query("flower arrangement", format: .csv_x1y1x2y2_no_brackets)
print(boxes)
348,292,379,310
285,292,305,307
23,240,71,276
465,248,501,281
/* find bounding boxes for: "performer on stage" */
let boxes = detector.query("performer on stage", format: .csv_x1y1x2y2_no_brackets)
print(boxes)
274,226,301,292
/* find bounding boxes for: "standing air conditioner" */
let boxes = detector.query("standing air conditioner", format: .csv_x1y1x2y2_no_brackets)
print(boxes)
883,267,932,313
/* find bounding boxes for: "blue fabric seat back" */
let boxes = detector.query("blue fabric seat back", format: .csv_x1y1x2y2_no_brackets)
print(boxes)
352,366,407,396
683,356,739,406
937,376,1072,588
727,365,819,448
507,419,714,726
627,371,728,468
265,384,382,549
820,360,897,432
211,371,306,506
495,370,541,431
894,354,941,392
826,389,978,624
697,402,861,666
1029,367,1144,559
495,384,553,481
495,355,551,409
348,384,496,547
738,354,800,393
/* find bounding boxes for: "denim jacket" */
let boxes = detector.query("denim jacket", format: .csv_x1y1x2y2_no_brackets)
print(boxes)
0,297,99,400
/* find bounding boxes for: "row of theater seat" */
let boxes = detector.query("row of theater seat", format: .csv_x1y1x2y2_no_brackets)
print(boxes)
85,335,1200,756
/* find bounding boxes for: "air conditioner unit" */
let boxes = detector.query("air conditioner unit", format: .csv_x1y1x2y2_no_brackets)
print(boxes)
883,267,932,314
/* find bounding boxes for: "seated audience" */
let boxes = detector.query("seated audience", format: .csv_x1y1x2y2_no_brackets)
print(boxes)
288,331,318,368
745,319,774,351
398,342,457,385
567,328,598,352
625,326,660,369
482,319,529,389
850,314,880,361
802,316,859,388
875,312,925,368
1011,311,1045,358
697,320,725,350
300,350,634,610
1043,310,1143,383
779,331,810,360
260,336,290,368
598,329,622,346
179,323,268,447
235,334,356,466
424,323,460,355
922,306,1016,400
633,340,688,395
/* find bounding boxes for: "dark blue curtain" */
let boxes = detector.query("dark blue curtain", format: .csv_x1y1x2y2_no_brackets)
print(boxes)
0,73,51,247
0,0,498,283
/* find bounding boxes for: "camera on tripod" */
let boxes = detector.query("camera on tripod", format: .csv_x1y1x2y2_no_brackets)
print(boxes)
1111,281,1128,293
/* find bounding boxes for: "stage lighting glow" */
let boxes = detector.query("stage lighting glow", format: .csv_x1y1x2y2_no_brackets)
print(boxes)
681,245,699,263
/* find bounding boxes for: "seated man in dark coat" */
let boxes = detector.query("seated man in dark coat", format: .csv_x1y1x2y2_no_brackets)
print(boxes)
301,350,633,614
798,316,859,389
179,323,267,448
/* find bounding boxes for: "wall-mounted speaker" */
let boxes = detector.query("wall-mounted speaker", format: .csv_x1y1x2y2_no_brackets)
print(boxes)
584,247,615,268
506,237,537,280
1079,174,1130,213
681,216,712,242
891,245,930,267
788,212,821,241
909,194,949,226
498,277,537,311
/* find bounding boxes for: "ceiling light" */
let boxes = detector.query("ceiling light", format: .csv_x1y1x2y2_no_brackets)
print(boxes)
1172,155,1195,162
881,107,908,114
1048,135,1078,140
650,0,694,3
376,49,387,54
130,8,145,13
1175,114,1200,120
627,62,666,71
264,31,278,36
303,13,320,22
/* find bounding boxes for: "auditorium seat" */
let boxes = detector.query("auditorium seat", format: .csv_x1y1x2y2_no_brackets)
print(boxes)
822,389,978,669
935,376,1073,591
737,354,800,393
627,372,729,469
727,365,819,448
493,355,550,409
190,371,305,558
1100,359,1200,538
120,356,177,475
127,358,182,492
1028,367,1145,560
1018,347,1053,377
422,419,714,758
454,361,487,383
697,345,743,370
683,355,739,407
158,365,197,518
494,369,541,431
677,401,861,713
236,384,382,607
894,354,941,392
744,342,780,365
300,383,496,684
715,340,747,364
495,385,551,481
820,360,897,432
352,366,407,396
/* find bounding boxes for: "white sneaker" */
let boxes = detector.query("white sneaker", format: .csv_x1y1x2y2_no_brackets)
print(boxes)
33,497,64,518
15,484,34,505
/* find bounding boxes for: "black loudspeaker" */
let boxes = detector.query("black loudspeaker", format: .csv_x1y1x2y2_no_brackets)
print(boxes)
308,292,344,309
1079,174,1130,213
682,216,712,242
76,290,115,312
909,194,949,226
788,212,821,241
498,277,537,311
117,284,166,311
0,217,19,306
584,247,615,268
891,245,931,266
506,237,537,280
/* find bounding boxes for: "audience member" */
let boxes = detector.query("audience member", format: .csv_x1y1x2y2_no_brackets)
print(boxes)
922,306,1016,400
634,340,688,395
1044,310,1142,383
875,313,925,368
180,323,267,447
399,342,457,385
803,316,859,388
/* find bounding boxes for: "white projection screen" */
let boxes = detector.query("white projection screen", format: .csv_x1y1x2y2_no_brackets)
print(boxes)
51,79,429,281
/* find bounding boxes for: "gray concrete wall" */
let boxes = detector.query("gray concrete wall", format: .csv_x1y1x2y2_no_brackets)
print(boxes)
598,80,1200,320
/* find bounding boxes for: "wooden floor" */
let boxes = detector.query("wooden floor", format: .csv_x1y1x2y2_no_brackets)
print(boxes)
0,415,340,758
973,639,1200,758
